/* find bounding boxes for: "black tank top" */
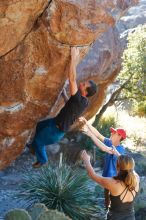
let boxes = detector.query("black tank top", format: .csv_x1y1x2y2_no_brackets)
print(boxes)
108,187,137,219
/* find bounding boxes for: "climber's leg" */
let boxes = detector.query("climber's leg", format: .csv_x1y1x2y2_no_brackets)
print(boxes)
31,118,65,168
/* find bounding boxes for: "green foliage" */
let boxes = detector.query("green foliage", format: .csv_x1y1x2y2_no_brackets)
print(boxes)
94,185,104,198
4,209,31,220
80,134,95,151
132,101,146,117
95,149,105,167
37,210,71,220
95,116,117,137
94,25,146,119
118,25,146,103
19,162,99,220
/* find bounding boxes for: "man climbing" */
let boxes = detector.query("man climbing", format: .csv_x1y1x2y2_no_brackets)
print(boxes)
28,47,97,168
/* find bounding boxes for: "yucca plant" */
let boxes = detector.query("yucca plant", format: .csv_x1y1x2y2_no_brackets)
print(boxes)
19,159,100,220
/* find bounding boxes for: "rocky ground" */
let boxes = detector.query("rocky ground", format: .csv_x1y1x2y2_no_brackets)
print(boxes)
0,149,36,219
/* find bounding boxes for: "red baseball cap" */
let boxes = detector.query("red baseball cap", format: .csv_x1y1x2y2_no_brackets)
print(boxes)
110,127,126,140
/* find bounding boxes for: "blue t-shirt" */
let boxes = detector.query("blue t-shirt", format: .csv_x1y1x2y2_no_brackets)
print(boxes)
102,138,125,177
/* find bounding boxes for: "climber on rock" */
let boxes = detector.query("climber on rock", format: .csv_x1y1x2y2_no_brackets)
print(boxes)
27,47,97,168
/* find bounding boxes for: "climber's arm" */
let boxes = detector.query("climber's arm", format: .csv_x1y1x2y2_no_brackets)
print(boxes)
68,47,79,96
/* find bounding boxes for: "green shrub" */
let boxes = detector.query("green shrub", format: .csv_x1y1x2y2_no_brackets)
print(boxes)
95,116,117,137
19,162,100,220
80,134,95,151
133,101,146,117
94,185,104,198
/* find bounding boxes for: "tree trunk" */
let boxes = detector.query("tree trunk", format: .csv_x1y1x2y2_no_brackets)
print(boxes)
93,78,131,127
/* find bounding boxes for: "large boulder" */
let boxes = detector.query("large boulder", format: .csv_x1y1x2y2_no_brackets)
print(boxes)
118,0,146,34
117,0,146,49
0,0,139,169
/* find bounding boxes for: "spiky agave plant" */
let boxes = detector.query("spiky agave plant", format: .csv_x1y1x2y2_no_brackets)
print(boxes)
19,161,100,220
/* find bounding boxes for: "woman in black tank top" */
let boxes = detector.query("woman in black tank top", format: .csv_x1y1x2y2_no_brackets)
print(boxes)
81,152,140,220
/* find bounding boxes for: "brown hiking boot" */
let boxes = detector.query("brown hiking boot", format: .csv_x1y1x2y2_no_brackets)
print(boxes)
32,161,48,168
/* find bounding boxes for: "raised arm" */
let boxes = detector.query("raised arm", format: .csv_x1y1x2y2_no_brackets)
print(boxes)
88,130,113,154
81,150,114,190
79,117,105,142
88,124,105,142
68,47,79,96
81,125,118,155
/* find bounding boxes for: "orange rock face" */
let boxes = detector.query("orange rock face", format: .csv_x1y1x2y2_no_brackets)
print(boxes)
0,0,138,169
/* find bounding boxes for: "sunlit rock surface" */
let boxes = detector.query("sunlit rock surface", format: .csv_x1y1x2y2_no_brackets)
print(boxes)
0,0,139,169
